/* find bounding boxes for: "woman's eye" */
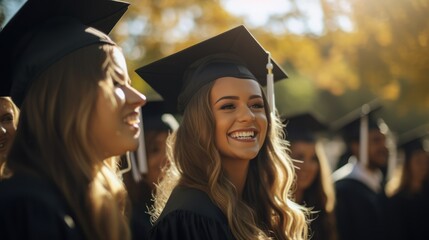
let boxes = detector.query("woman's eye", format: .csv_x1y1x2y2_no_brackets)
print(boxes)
250,103,264,109
1,114,13,123
220,104,235,110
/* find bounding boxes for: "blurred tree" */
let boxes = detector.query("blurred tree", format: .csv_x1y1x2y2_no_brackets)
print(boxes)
326,0,429,132
344,0,429,110
262,0,429,133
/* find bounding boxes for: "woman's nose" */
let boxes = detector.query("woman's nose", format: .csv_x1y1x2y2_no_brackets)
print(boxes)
238,106,256,122
125,86,146,108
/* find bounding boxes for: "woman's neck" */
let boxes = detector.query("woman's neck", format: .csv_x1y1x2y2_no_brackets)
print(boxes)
222,159,250,196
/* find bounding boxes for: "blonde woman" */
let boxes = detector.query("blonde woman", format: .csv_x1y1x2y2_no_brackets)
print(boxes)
0,1,146,240
0,97,19,166
137,26,308,240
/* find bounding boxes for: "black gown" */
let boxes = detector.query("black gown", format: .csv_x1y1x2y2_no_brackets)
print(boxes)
385,189,429,240
0,173,85,240
149,186,235,240
335,178,386,240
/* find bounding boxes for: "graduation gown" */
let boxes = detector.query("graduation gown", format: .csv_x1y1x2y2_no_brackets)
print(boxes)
149,186,235,240
335,178,386,240
385,189,429,240
0,173,85,240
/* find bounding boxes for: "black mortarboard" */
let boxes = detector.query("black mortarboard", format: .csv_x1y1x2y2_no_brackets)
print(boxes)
135,25,288,114
0,0,129,105
331,99,384,166
283,113,327,143
398,125,429,161
331,99,383,143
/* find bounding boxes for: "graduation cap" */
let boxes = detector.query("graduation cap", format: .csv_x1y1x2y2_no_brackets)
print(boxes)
330,99,384,167
127,101,179,181
135,25,288,114
282,112,327,143
141,100,179,132
397,125,429,161
0,0,129,105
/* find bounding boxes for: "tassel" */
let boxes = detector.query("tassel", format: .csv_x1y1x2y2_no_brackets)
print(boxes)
359,104,370,167
266,52,275,115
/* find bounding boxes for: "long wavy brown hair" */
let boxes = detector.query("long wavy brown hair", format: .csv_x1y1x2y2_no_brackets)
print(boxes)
5,44,131,240
152,80,308,240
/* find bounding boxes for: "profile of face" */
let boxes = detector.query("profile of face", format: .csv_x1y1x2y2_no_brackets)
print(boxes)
146,131,169,186
210,77,268,163
408,150,429,185
367,129,388,169
90,48,146,159
0,98,18,160
290,141,320,191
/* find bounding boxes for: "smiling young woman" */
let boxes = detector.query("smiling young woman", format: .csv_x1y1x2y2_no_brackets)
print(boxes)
137,26,309,240
0,1,146,240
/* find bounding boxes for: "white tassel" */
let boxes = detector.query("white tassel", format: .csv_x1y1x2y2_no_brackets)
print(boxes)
266,52,275,115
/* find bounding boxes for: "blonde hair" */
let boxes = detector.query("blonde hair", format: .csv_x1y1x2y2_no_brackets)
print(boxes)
6,44,130,240
152,81,308,240
0,97,20,128
0,96,20,175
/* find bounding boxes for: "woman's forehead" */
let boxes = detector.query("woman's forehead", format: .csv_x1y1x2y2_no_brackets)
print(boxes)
211,77,262,97
0,99,14,113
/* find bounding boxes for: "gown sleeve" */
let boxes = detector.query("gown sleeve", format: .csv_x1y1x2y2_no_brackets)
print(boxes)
150,209,234,240
0,196,80,239
0,174,84,240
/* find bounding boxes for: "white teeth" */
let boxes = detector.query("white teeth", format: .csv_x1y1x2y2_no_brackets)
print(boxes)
230,131,255,139
124,115,140,125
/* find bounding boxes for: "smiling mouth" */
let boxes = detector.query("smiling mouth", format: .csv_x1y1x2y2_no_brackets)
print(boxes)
123,114,140,125
229,131,256,140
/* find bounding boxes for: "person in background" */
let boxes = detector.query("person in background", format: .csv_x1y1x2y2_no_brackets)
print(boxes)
122,101,177,240
137,25,309,240
332,102,389,240
0,97,19,168
0,0,146,239
385,132,429,240
283,113,338,240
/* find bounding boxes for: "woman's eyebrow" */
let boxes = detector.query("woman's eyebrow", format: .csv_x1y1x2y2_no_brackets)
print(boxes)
215,95,262,104
215,96,239,104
